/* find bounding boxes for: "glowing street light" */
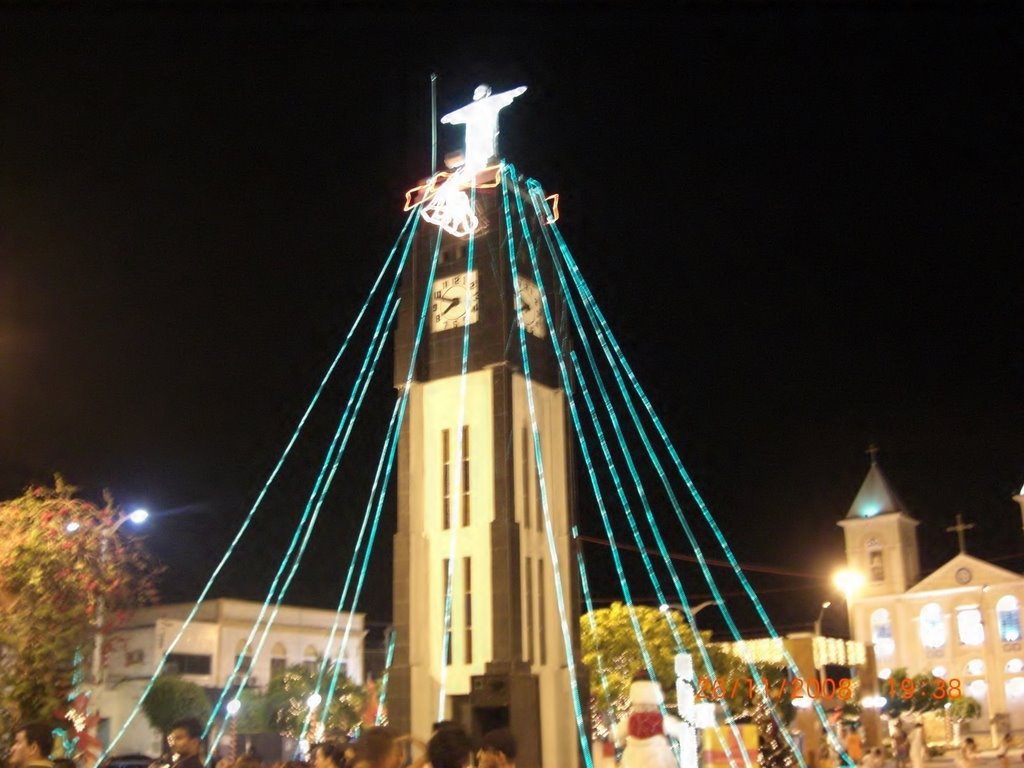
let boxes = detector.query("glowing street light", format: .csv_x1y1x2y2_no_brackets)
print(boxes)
832,569,865,641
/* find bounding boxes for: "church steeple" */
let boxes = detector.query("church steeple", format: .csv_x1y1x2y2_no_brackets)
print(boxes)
838,448,921,595
846,453,907,519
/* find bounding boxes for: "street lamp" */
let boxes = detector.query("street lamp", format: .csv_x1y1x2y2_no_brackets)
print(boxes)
659,600,721,618
813,601,833,638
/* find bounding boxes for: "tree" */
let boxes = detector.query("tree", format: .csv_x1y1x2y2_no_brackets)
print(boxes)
880,669,946,718
580,602,742,730
263,660,366,739
142,676,212,739
0,478,159,724
948,697,981,723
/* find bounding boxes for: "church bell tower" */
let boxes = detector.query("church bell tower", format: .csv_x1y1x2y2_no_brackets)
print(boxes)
389,86,583,768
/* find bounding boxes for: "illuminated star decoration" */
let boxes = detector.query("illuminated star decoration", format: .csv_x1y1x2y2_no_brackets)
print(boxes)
420,84,527,238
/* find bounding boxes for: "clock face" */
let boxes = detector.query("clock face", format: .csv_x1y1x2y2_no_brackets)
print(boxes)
431,271,480,332
955,567,972,585
516,276,547,339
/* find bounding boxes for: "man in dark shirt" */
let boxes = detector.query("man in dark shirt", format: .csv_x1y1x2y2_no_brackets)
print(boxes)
167,718,204,768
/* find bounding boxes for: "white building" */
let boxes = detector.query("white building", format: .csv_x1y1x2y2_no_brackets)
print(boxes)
839,459,1024,739
96,598,365,756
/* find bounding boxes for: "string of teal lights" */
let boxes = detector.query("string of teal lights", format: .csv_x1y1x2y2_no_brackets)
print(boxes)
96,210,418,763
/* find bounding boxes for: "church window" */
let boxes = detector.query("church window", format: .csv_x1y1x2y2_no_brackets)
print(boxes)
524,556,534,663
878,667,891,680
442,430,451,529
956,606,984,646
866,539,884,582
997,596,1021,642
538,558,547,665
1006,659,1024,674
965,658,985,677
870,609,895,657
1007,678,1024,698
967,680,987,700
464,557,473,664
931,666,947,678
919,603,946,649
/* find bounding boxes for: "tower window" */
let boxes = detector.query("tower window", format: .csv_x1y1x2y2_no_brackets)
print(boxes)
461,425,470,527
866,539,884,582
525,556,534,664
442,430,451,530
464,557,473,664
538,558,547,665
442,558,453,666
998,596,1021,642
521,425,531,528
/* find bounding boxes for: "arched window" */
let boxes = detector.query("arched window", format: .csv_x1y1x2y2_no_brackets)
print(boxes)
871,609,895,657
956,606,984,646
965,658,985,677
919,603,946,649
997,596,1021,642
1006,658,1024,674
270,642,287,678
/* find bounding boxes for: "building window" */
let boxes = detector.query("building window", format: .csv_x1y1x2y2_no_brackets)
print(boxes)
1006,658,1024,674
919,603,946,650
525,556,534,664
442,559,453,666
538,558,547,665
302,645,318,674
521,425,531,529
956,607,984,646
460,425,470,527
164,653,212,676
932,666,947,678
464,557,473,664
442,430,451,529
871,609,895,657
965,658,985,677
998,596,1021,642
270,643,287,679
967,680,987,700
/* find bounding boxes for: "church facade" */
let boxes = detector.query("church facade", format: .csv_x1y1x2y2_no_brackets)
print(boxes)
839,460,1024,736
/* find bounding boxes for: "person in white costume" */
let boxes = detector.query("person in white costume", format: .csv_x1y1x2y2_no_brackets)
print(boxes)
614,671,685,768
440,84,527,172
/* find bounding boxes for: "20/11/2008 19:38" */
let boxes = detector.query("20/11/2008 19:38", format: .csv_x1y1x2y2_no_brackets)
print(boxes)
695,677,855,701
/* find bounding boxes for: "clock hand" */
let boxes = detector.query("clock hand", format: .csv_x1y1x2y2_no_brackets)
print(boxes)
442,297,462,316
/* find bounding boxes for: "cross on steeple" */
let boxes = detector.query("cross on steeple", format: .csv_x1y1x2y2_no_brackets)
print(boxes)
946,512,975,554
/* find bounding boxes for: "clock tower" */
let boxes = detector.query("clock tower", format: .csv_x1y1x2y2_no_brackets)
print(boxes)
388,170,584,768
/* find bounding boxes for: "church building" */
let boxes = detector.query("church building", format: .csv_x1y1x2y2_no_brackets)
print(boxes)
839,456,1024,737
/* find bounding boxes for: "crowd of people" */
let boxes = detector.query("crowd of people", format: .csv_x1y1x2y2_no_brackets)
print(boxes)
5,718,518,768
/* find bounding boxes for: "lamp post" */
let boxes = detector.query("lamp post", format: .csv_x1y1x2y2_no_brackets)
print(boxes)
659,600,722,625
813,601,832,639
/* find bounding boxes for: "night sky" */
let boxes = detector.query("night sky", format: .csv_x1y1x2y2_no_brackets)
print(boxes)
2,5,1021,642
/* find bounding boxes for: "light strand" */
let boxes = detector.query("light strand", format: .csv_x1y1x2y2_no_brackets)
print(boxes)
96,210,418,762
501,163,593,768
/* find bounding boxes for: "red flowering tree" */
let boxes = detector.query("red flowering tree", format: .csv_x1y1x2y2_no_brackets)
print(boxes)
0,476,160,732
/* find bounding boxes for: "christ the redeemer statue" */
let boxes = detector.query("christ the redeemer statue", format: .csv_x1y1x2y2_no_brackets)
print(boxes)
441,84,527,172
